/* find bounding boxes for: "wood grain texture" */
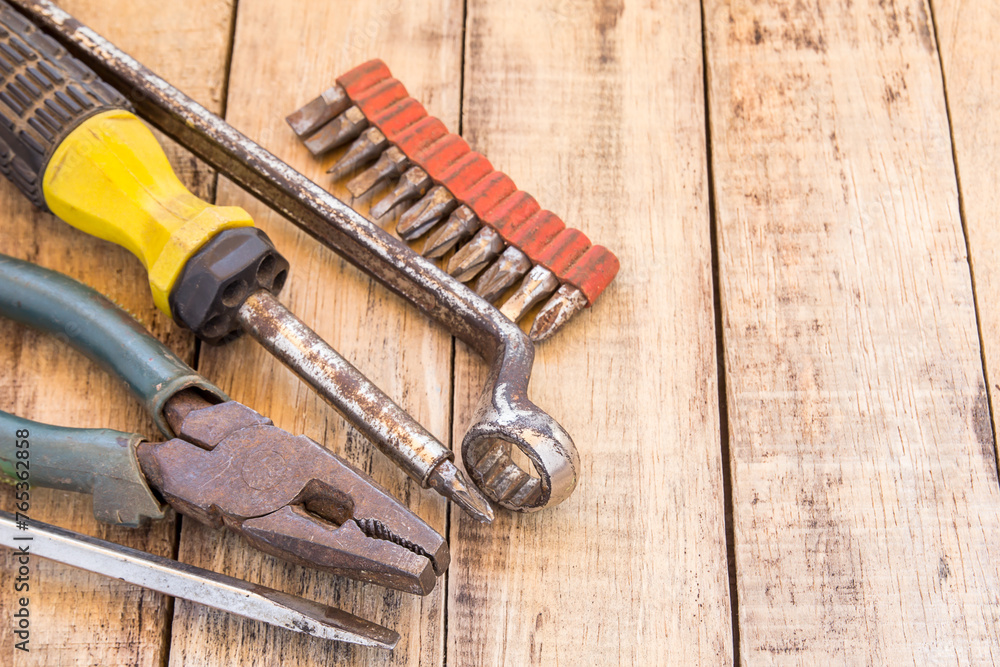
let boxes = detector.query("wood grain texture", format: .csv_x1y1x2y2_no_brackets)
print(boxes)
164,1,463,665
0,1,233,665
448,0,732,664
705,0,1000,662
934,1,1000,473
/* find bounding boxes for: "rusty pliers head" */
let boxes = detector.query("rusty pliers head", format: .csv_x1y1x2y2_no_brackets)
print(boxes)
136,398,449,595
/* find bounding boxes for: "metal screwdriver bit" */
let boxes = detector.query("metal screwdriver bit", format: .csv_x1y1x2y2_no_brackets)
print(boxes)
236,290,494,523
500,264,560,323
347,146,409,198
286,85,351,138
474,246,532,303
397,186,457,240
528,282,589,341
427,460,494,524
422,205,480,258
327,126,389,180
446,227,506,282
371,166,431,219
303,105,368,156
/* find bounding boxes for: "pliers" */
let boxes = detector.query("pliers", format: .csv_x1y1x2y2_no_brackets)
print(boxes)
0,254,448,596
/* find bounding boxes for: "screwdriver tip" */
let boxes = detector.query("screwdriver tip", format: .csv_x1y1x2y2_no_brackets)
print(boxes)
267,588,401,649
428,460,495,523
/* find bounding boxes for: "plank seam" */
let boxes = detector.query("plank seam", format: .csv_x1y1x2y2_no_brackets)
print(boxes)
192,0,241,374
219,0,240,123
443,0,470,663
926,0,1000,484
700,1,741,663
158,572,177,667
166,2,241,665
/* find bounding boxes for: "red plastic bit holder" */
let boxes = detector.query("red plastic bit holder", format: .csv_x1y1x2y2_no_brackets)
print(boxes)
335,59,619,308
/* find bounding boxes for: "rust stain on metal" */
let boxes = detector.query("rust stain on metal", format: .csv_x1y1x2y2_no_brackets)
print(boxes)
140,395,448,595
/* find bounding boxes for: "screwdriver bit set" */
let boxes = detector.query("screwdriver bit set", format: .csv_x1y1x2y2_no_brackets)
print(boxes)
287,59,620,342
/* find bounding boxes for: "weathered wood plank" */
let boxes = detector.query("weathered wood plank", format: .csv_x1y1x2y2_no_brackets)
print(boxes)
165,1,462,665
0,1,234,665
705,0,1000,661
448,0,732,664
934,1,1000,470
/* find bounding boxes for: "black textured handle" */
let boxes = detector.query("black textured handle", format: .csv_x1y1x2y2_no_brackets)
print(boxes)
0,0,128,208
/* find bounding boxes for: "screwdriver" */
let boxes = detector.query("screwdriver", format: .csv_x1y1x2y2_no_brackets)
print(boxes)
0,512,399,649
0,18,492,523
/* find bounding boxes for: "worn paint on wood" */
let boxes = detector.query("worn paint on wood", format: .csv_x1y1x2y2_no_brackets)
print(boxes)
164,1,463,665
705,0,1000,662
0,1,234,665
448,0,732,664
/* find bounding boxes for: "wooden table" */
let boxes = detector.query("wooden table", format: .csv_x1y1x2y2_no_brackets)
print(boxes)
2,0,999,664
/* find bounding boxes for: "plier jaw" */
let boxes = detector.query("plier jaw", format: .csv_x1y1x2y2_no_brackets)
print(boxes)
137,400,449,595
240,506,442,595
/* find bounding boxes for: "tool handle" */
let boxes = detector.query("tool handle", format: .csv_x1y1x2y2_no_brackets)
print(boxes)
43,109,256,316
0,2,124,208
0,254,228,436
0,411,164,527
0,6,279,335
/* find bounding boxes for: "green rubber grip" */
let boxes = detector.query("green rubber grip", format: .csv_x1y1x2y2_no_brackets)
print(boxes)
0,254,227,436
0,410,164,527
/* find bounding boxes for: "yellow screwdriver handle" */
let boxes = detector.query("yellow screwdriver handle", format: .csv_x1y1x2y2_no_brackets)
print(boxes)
0,12,286,342
42,109,254,316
